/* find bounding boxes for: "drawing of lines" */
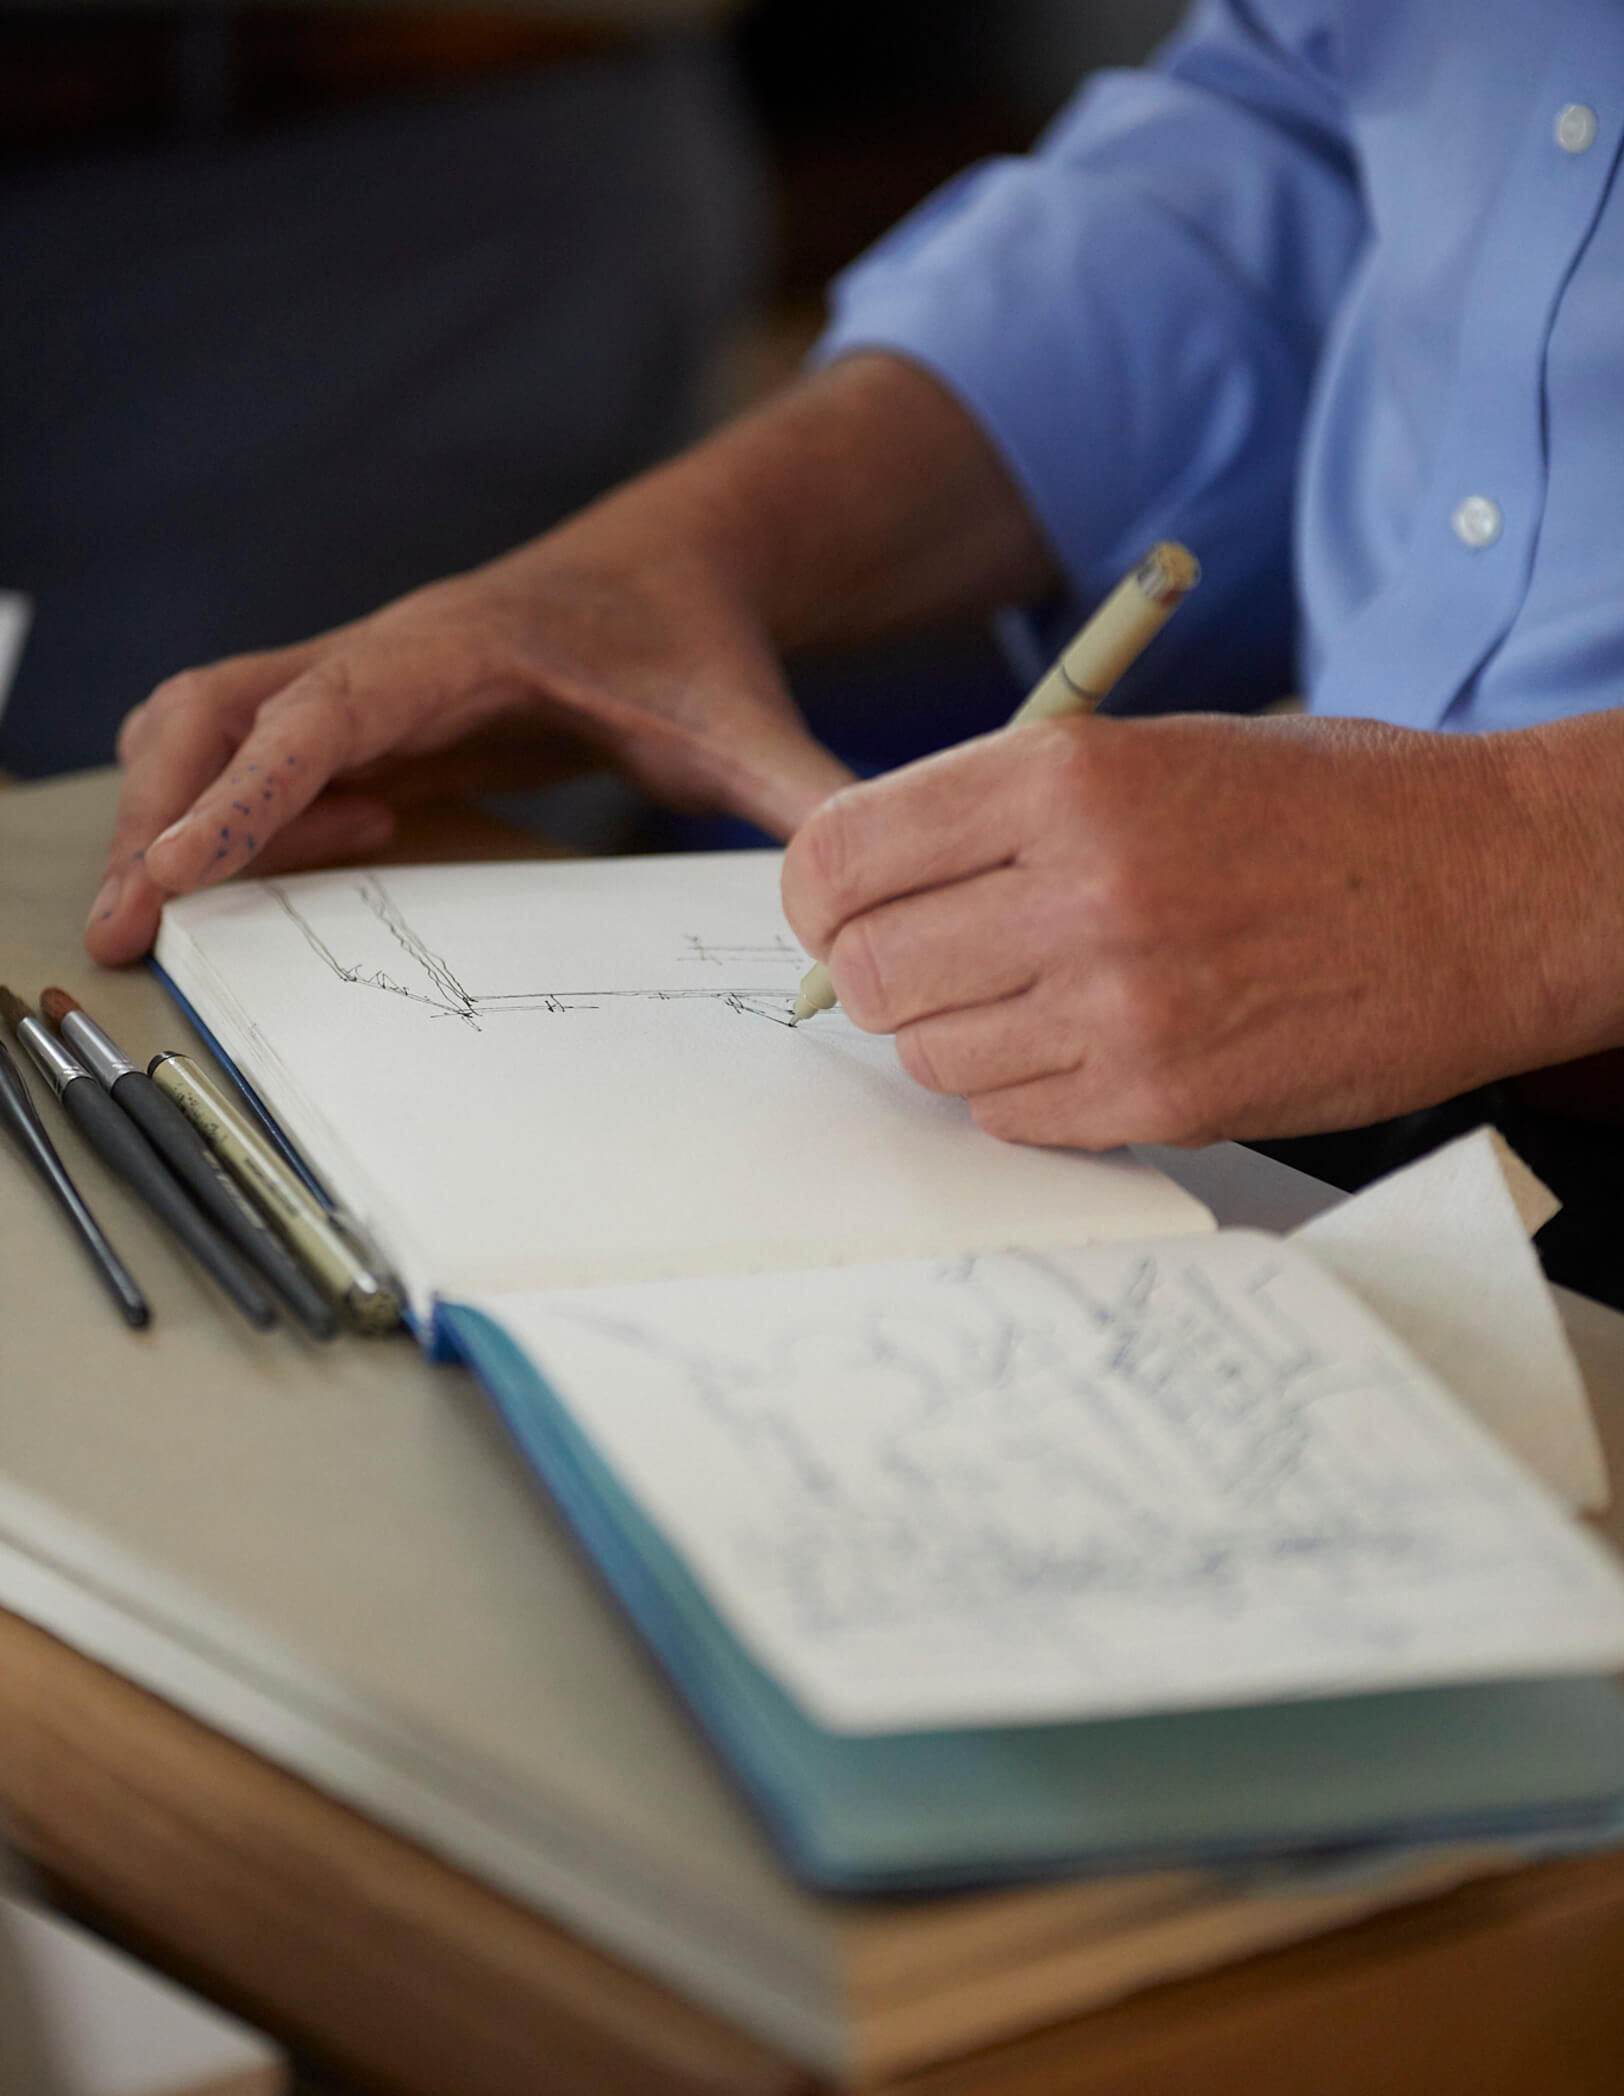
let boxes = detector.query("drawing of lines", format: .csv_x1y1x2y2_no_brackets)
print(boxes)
546,1247,1451,1646
676,931,804,969
267,877,802,1030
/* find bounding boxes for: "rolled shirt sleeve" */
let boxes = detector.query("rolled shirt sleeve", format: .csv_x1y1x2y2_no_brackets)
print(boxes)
815,0,1367,712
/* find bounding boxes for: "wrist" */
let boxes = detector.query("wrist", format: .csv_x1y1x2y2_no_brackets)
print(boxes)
1484,716,1624,1067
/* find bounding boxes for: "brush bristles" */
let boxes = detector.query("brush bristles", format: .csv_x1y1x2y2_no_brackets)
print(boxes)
0,985,31,1035
40,987,81,1031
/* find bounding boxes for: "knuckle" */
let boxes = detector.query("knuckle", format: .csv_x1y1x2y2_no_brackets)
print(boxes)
969,1090,1040,1145
315,656,368,769
895,1022,954,1095
149,667,212,716
783,788,873,951
116,668,206,759
830,913,894,1030
114,701,150,764
1031,721,1100,819
263,657,362,772
799,786,869,912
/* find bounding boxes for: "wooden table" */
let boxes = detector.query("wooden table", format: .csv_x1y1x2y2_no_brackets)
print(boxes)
3,770,1624,2096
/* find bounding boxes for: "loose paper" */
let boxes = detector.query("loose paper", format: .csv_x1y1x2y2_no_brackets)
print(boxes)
1296,1129,1608,1509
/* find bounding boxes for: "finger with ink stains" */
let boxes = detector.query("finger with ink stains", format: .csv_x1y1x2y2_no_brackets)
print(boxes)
86,644,322,964
140,658,399,897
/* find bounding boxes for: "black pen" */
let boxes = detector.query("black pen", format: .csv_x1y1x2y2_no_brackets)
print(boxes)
41,989,339,1342
0,1029,150,1327
1,987,278,1331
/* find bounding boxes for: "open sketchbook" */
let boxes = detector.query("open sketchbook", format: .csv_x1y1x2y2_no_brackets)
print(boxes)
156,855,1624,1893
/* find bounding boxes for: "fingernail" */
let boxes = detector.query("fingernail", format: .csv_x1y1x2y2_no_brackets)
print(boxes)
150,817,189,853
86,874,123,928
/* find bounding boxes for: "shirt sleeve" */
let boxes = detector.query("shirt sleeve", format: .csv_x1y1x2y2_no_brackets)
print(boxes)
814,0,1367,711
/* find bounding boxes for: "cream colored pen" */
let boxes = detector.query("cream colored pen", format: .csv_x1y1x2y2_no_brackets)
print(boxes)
147,1051,402,1334
789,541,1201,1024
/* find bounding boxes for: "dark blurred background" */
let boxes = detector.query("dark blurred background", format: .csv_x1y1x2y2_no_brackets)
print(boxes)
0,0,1185,796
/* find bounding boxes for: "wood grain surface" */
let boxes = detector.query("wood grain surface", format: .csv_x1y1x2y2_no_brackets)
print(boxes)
0,1607,810,2096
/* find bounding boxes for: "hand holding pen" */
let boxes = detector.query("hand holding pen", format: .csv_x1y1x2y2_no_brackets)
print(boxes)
789,544,1201,1023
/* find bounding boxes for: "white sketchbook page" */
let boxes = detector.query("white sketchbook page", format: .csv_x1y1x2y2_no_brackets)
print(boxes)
465,1232,1624,1735
156,855,1211,1316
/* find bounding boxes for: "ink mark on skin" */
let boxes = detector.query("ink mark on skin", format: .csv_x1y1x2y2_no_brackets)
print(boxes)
219,827,230,839
262,789,273,800
233,801,251,815
246,836,256,853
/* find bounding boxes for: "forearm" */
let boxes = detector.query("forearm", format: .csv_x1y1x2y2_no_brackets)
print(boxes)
518,350,1059,655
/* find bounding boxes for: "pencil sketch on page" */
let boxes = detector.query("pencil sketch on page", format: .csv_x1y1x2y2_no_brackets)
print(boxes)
484,1234,1624,1731
266,875,803,1028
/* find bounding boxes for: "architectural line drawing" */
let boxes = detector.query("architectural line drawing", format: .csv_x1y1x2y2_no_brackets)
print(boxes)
267,876,803,1029
549,1245,1509,1657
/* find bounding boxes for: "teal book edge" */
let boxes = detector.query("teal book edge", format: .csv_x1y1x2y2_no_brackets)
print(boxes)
439,1300,1624,1896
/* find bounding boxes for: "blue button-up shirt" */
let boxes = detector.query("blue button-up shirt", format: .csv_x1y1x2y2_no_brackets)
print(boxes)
817,0,1624,733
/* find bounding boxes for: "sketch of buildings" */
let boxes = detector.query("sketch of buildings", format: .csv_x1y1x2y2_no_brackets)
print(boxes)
547,1244,1484,1652
266,875,804,1029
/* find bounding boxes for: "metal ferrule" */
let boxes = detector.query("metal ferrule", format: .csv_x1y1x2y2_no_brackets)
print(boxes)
17,1015,85,1101
0,1036,47,1132
60,1008,137,1088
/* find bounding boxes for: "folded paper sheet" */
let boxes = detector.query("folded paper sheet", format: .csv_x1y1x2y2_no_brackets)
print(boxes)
1296,1128,1608,1509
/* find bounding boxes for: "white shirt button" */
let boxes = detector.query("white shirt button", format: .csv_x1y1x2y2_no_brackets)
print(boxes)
1452,496,1504,549
1556,103,1599,154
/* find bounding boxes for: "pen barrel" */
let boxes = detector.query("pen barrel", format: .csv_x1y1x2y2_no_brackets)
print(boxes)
0,1052,149,1327
150,1054,401,1334
59,1077,278,1330
792,542,1201,1024
110,1072,339,1340
1010,541,1200,727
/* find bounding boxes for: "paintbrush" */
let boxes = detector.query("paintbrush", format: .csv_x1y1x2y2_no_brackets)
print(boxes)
1,986,276,1331
42,989,338,1341
0,1015,148,1328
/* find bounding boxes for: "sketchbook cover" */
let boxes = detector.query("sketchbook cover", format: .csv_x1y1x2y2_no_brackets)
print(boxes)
439,1300,1624,1894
